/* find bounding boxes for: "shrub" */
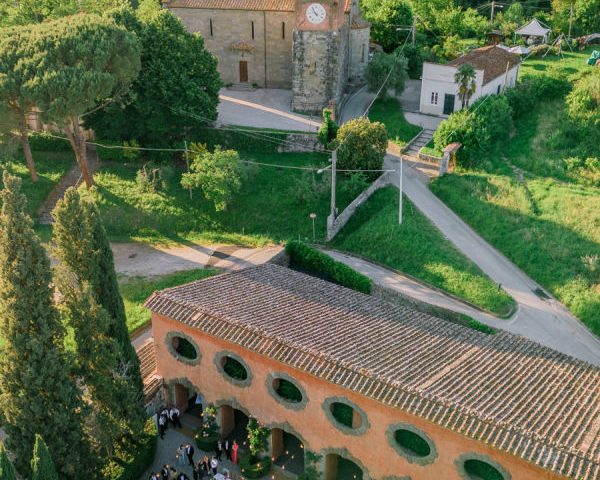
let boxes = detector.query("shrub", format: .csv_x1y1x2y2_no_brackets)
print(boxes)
566,71,600,126
564,156,600,186
401,44,424,79
102,418,157,480
27,132,71,152
135,162,170,193
195,404,219,451
433,110,479,167
318,108,338,147
506,74,572,117
365,52,409,97
467,319,497,335
335,118,387,179
285,241,372,294
239,452,272,479
470,95,513,145
287,171,329,205
339,172,370,199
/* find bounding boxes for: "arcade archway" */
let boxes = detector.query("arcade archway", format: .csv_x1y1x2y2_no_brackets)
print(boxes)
271,428,305,476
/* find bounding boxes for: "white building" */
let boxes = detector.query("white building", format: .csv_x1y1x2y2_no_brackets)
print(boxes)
419,46,521,116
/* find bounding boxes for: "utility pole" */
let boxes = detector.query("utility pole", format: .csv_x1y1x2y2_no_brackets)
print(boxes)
398,156,403,225
330,150,337,218
490,0,495,22
411,16,416,46
567,2,574,41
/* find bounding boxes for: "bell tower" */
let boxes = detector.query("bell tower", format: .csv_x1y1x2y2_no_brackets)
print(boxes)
291,0,347,113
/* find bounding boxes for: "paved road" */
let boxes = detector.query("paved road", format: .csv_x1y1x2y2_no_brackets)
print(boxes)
339,86,600,365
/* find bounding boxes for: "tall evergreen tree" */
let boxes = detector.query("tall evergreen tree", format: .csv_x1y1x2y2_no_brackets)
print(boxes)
52,188,145,436
31,435,58,480
0,172,95,479
0,444,17,480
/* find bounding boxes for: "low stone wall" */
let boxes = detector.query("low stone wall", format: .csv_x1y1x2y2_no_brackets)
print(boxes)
418,151,443,164
327,173,392,241
278,133,324,153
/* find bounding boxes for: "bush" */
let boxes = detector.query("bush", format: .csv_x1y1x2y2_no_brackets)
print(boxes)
566,71,600,126
96,140,142,162
285,241,372,294
335,118,387,179
433,110,479,167
471,95,513,145
401,44,424,79
287,171,329,205
365,52,409,97
136,162,171,194
195,404,219,451
564,156,600,186
239,452,272,479
506,74,572,117
27,132,71,152
318,108,338,147
102,418,157,480
339,172,369,199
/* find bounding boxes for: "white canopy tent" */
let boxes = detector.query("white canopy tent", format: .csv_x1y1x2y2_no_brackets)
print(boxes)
509,45,531,55
515,19,551,44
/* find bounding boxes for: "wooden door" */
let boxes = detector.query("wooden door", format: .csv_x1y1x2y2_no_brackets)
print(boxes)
239,61,248,83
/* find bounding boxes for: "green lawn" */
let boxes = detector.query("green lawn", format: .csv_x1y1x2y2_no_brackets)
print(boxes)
368,97,421,147
519,46,598,81
119,268,217,333
0,150,73,217
83,152,360,245
332,187,515,316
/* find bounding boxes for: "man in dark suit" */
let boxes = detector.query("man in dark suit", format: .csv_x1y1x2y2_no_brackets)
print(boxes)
224,439,232,461
215,439,223,461
185,443,195,466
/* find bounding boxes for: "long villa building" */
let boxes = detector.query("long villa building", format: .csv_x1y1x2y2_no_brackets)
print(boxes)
142,263,600,480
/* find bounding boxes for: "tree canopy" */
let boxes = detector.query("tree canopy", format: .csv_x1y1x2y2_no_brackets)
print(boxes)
31,436,59,480
365,52,409,98
86,5,222,148
335,118,388,178
361,0,413,52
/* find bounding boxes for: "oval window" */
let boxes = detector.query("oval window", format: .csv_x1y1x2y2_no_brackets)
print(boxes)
394,429,431,457
331,402,359,429
172,336,197,360
464,460,504,480
275,378,303,403
222,356,248,381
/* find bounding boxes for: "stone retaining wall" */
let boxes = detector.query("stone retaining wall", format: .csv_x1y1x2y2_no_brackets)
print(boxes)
327,172,392,241
277,133,324,153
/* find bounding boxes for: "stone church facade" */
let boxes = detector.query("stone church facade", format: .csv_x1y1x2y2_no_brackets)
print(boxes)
163,0,370,113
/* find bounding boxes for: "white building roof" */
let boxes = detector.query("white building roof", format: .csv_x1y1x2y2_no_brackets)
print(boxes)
515,18,550,37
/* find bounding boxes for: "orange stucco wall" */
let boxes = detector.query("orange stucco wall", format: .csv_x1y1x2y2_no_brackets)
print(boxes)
152,313,567,480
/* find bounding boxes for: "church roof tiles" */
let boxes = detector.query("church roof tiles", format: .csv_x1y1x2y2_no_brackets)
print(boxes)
145,264,600,480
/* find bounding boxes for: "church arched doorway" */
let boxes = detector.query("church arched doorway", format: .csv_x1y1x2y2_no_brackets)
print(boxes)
324,453,363,480
271,428,305,476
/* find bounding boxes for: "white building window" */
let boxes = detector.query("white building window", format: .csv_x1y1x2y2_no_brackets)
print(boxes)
431,92,439,105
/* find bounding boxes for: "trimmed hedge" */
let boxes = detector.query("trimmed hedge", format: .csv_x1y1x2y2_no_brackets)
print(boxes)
27,132,71,152
285,241,372,294
102,418,157,480
239,453,272,479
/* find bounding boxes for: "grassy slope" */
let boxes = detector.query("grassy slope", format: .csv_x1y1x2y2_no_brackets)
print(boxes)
368,97,421,147
332,187,515,316
120,269,217,333
84,152,360,245
519,46,598,81
0,151,74,217
429,49,600,334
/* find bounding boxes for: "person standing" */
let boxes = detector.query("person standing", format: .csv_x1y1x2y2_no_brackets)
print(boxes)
192,465,200,480
185,443,195,466
216,439,223,461
158,414,167,439
210,456,219,475
176,444,186,466
232,441,239,465
170,406,182,428
200,455,210,476
224,439,232,461
177,473,190,480
161,464,170,480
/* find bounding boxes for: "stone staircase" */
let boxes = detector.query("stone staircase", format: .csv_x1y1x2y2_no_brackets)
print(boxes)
37,145,100,224
403,128,435,157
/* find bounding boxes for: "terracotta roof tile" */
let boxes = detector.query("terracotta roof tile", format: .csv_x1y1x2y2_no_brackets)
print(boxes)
145,264,600,480
164,0,296,11
449,45,520,84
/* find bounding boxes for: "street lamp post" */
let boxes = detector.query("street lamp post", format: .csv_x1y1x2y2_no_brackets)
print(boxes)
399,156,403,225
309,213,317,243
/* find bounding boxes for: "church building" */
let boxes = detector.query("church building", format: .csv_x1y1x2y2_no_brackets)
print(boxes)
162,0,370,113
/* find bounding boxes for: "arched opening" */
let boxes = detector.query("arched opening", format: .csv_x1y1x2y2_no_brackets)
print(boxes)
464,459,505,480
325,453,363,480
220,405,250,449
271,428,305,476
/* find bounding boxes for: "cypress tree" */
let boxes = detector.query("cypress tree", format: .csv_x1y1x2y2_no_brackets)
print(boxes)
52,188,145,435
31,435,58,480
0,444,17,480
0,172,96,479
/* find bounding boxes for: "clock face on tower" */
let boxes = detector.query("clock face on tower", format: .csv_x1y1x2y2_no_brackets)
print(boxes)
306,2,327,24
